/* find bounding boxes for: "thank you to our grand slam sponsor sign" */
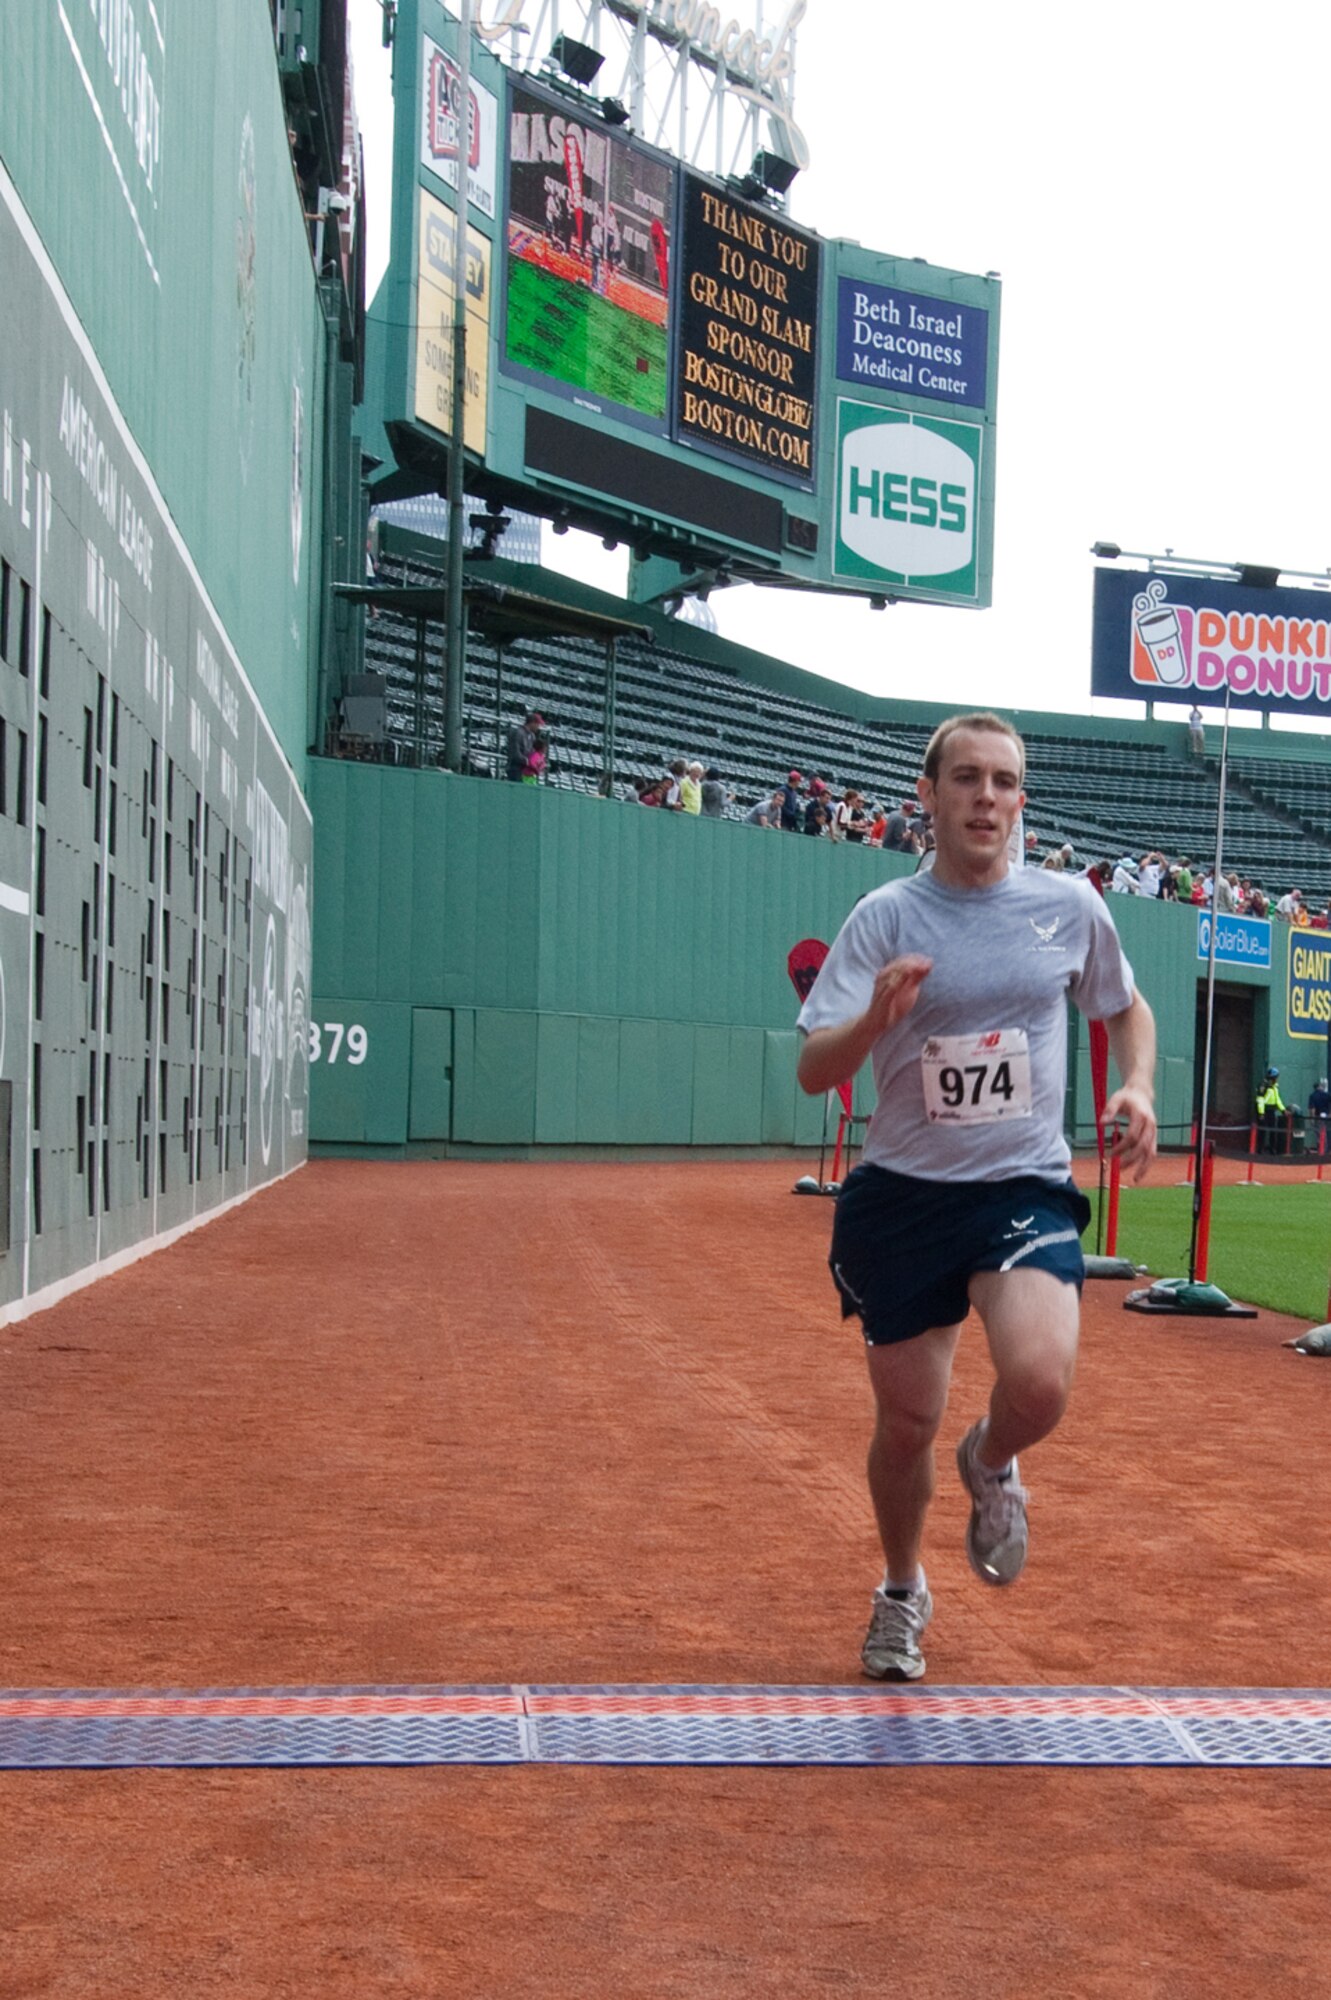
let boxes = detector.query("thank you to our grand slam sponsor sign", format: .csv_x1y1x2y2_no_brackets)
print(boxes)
833,403,981,597
675,175,819,484
836,279,989,409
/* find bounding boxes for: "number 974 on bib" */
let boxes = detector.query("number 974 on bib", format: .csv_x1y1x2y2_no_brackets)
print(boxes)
921,1029,1033,1124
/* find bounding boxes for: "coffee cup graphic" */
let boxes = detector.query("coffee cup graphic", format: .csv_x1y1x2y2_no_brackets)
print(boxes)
1133,581,1190,686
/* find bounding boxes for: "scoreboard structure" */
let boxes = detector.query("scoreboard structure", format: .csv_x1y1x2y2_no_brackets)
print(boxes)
375,0,1000,608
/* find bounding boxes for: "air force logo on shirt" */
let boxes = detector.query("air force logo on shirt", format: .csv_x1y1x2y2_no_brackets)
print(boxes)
1029,916,1066,952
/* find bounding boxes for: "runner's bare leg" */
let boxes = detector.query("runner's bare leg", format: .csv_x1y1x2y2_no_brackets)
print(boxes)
969,1267,1080,1470
865,1323,963,1579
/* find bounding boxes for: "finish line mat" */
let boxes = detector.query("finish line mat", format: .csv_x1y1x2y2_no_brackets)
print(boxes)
3,1686,1331,1769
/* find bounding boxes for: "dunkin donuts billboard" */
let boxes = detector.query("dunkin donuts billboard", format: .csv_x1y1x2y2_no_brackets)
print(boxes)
1092,566,1331,718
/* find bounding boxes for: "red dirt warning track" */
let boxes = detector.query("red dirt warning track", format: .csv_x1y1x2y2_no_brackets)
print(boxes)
2,1158,1330,1997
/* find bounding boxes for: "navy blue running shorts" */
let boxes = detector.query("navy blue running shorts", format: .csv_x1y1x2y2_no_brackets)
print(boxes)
828,1163,1093,1347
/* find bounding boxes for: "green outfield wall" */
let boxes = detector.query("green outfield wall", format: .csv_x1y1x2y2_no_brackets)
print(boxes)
310,765,1321,1155
0,0,326,770
0,3,319,1318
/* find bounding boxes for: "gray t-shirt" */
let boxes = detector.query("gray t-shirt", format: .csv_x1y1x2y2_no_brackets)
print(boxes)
796,869,1135,1183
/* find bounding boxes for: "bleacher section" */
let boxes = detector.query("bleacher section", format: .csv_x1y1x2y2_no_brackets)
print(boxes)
347,541,1331,902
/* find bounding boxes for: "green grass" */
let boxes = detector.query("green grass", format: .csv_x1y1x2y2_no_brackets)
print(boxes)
1085,1181,1331,1321
505,256,668,417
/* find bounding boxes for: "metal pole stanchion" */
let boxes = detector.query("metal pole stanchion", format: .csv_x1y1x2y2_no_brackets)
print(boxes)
443,0,473,775
1191,687,1230,1279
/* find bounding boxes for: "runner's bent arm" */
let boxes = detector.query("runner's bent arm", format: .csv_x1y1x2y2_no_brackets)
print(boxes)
797,955,933,1096
1101,987,1158,1181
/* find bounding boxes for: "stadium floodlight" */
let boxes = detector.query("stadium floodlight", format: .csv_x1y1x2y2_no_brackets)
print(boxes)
1236,563,1282,589
733,148,800,204
1091,541,1122,559
600,97,630,126
752,149,799,196
549,34,604,85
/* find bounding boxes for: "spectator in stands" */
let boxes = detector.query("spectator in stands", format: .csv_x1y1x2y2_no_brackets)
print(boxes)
679,761,703,815
866,805,888,848
1174,857,1194,899
1276,887,1304,921
506,709,547,782
1311,904,1331,932
1111,856,1140,893
1309,1078,1331,1128
779,771,804,830
1088,860,1114,889
636,776,669,807
1138,852,1165,898
700,767,730,818
1188,706,1205,756
745,788,784,828
1041,851,1064,871
803,794,831,836
664,759,687,810
1192,871,1211,907
520,730,549,785
1024,830,1041,862
883,799,920,852
1214,871,1239,914
1248,884,1270,918
834,788,869,842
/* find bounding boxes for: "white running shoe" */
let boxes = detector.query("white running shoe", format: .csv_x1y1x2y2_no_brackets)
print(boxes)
957,1421,1029,1585
860,1578,933,1681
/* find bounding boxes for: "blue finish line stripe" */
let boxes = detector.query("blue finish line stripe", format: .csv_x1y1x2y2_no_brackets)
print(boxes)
3,1686,1331,1769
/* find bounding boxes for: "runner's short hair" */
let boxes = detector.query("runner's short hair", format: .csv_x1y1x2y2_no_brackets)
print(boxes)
923,712,1025,785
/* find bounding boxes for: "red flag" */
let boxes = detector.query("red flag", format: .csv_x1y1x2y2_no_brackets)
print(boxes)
1084,866,1111,1157
786,937,827,1003
787,939,853,1117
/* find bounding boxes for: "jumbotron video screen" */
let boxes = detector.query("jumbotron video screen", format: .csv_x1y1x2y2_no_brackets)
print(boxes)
504,79,676,427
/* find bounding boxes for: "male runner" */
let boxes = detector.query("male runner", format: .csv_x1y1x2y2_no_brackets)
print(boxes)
796,713,1156,1680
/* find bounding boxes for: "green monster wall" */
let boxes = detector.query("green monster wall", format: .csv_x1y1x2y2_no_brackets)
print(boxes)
310,766,1321,1155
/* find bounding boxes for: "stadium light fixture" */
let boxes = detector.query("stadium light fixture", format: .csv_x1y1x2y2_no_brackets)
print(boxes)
600,96,630,126
1091,542,1122,560
1236,563,1281,589
735,150,800,203
752,150,799,196
549,34,604,85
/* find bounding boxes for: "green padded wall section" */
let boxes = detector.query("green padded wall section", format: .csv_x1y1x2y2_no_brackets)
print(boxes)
311,763,1319,1151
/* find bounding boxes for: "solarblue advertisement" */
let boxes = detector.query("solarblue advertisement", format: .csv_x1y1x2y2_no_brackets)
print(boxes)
1197,912,1271,970
1092,568,1331,719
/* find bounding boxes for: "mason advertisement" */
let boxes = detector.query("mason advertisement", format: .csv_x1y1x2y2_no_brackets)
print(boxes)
1092,568,1331,719
833,402,982,599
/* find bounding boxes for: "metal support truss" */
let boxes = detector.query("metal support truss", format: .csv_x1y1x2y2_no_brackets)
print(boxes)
470,0,806,189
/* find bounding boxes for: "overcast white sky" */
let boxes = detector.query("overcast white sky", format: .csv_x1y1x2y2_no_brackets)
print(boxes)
347,0,1331,725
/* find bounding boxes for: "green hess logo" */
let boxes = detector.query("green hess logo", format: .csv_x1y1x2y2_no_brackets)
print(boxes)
834,401,982,597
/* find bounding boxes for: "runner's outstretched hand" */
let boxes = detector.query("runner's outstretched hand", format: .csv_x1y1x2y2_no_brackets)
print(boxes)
863,955,933,1039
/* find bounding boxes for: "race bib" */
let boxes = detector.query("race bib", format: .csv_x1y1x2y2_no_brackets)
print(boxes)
921,1030,1033,1125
